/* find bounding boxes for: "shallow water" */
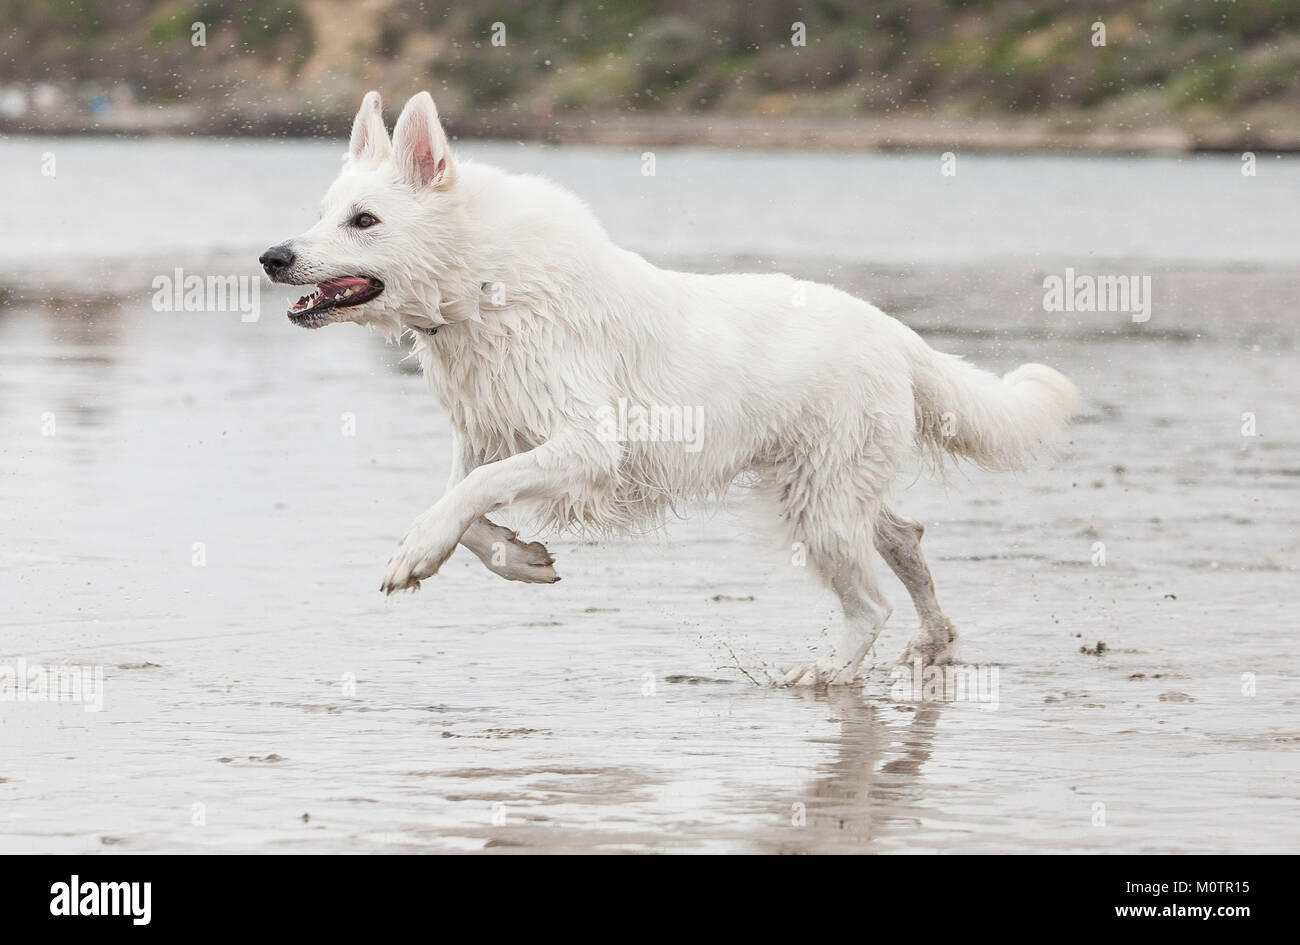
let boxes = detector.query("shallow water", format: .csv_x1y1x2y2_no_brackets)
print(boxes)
0,139,1296,853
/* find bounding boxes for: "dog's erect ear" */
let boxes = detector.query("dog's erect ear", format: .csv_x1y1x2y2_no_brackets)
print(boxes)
349,91,390,165
392,91,454,190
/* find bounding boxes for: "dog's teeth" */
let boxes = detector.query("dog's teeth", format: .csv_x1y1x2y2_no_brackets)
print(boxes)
290,280,374,320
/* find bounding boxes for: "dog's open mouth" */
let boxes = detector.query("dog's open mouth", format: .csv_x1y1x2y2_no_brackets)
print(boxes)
288,276,384,327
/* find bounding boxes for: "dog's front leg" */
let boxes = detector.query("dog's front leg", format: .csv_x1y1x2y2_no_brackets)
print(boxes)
460,519,559,584
447,433,559,584
381,430,604,594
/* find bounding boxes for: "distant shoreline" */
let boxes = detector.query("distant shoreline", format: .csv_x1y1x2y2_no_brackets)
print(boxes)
2,108,1293,153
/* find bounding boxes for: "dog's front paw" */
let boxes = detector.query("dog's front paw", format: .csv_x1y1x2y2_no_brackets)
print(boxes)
492,537,560,584
473,522,561,584
380,514,460,595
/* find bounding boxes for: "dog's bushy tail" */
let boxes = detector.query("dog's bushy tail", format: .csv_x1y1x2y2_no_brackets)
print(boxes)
909,342,1079,472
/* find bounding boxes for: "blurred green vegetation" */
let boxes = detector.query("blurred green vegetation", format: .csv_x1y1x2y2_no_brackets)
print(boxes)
0,0,313,100
0,0,1297,117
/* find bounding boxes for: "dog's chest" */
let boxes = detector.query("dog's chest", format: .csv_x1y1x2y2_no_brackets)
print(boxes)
413,331,563,460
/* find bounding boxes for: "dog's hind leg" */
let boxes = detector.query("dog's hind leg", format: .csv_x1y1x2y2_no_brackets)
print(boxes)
449,432,558,584
874,507,959,666
781,549,893,687
775,446,897,687
774,384,921,687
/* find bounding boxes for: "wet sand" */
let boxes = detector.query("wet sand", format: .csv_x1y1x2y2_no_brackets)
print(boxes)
0,141,1296,853
1,262,1296,853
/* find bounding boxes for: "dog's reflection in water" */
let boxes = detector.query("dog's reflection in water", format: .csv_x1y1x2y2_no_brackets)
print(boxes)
758,688,942,853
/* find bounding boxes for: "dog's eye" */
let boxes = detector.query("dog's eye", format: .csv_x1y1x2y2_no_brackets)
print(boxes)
351,212,379,229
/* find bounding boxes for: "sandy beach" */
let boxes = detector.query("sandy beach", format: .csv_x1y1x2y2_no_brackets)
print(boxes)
1,139,1296,853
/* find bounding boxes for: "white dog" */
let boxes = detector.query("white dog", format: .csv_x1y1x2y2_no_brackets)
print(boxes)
260,91,1079,686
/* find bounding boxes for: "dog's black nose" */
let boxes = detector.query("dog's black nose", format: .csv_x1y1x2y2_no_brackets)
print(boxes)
259,244,295,277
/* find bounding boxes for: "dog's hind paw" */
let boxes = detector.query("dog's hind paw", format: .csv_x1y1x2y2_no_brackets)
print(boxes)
779,660,861,688
898,620,960,666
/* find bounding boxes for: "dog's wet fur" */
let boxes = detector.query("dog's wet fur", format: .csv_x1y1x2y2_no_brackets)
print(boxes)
260,91,1079,687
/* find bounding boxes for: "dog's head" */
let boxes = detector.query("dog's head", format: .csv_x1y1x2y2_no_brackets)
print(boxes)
259,91,461,331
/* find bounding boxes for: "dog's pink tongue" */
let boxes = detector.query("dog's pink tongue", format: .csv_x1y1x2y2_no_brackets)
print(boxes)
318,277,371,295
290,277,373,312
